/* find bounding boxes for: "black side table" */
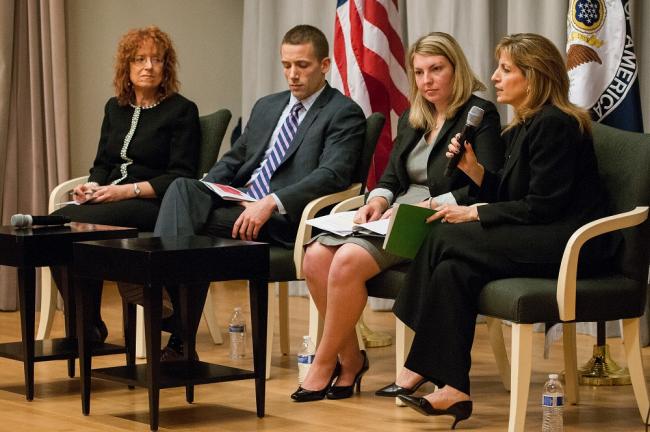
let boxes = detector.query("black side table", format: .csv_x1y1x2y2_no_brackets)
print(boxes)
0,223,137,400
72,235,269,432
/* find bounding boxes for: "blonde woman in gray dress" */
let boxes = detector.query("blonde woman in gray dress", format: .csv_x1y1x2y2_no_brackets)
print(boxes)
290,32,504,403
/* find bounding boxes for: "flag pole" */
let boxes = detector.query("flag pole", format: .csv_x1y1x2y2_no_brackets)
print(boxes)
566,0,644,387
577,321,631,385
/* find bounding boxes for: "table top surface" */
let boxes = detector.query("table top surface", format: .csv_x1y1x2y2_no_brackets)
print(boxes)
0,222,136,239
0,222,138,267
73,235,270,284
75,235,267,253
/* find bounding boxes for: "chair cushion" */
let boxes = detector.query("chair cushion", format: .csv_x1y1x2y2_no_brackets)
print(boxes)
366,263,410,299
268,246,295,282
478,275,645,324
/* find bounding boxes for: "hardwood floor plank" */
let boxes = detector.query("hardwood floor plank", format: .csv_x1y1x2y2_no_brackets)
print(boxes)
0,281,646,431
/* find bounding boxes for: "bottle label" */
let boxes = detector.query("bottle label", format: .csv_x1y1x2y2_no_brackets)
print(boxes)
229,324,245,333
543,394,564,407
297,354,315,365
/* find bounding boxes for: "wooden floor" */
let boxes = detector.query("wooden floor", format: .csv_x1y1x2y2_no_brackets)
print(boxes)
0,281,648,431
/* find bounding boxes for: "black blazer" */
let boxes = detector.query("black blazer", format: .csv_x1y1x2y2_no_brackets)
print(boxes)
475,104,613,263
374,95,504,204
205,83,366,224
89,93,200,198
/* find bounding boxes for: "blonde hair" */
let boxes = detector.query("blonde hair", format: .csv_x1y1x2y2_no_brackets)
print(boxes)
113,26,179,106
495,33,591,134
407,32,486,131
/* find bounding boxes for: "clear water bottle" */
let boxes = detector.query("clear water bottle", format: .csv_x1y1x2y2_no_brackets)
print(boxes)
297,335,316,385
542,373,564,431
228,307,246,359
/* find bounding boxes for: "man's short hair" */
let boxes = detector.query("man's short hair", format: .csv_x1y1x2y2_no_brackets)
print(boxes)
282,25,329,60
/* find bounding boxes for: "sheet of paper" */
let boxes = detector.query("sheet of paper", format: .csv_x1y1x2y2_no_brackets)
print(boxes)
56,200,81,207
306,211,389,236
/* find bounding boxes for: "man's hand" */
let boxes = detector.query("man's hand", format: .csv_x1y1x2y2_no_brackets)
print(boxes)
232,195,277,240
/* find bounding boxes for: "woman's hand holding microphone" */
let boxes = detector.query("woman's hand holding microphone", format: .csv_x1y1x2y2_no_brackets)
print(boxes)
447,133,485,187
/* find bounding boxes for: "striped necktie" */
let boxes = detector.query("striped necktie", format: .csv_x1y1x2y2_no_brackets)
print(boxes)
248,101,303,199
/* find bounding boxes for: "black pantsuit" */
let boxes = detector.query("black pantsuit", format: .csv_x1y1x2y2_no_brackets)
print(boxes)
50,93,200,327
397,222,562,393
394,105,618,395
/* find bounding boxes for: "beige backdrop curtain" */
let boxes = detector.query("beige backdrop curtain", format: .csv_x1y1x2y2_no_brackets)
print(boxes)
0,0,69,310
241,0,650,343
242,0,649,129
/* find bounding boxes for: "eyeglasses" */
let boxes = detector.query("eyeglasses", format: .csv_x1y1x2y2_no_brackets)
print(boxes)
131,56,164,67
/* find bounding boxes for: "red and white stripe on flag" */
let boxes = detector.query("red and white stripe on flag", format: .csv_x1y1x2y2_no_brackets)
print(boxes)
331,0,409,190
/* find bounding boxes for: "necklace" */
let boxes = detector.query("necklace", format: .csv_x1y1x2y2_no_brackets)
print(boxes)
129,97,163,110
430,118,444,135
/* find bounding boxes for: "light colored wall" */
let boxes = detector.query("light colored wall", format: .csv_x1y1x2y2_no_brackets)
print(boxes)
66,0,243,178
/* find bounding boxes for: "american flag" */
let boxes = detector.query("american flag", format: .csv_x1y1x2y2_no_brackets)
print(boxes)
331,0,409,189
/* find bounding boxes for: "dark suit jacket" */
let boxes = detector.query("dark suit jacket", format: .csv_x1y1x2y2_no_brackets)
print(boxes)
374,95,504,204
204,83,365,236
475,104,613,263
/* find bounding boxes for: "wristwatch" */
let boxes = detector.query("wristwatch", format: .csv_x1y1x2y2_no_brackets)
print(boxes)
133,182,141,197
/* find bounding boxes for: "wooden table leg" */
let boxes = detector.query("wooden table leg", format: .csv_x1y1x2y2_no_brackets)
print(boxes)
58,265,77,378
75,276,95,415
123,300,136,389
17,266,36,401
179,282,210,404
144,283,162,431
249,278,268,418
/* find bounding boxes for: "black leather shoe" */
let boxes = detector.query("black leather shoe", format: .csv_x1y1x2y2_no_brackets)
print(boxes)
160,344,199,362
291,362,341,402
398,395,472,430
375,377,427,397
88,320,108,343
326,350,369,400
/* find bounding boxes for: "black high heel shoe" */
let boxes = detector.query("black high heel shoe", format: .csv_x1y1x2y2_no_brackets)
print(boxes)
398,395,472,430
291,362,341,402
375,377,427,397
326,350,369,400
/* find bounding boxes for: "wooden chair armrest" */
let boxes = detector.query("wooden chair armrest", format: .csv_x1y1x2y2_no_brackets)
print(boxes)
332,194,366,213
557,206,649,321
48,176,89,213
293,183,362,279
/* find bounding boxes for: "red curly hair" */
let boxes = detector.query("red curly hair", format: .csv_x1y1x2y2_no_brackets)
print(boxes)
113,26,179,106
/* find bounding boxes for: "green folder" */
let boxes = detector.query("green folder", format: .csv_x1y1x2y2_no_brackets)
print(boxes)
382,203,439,259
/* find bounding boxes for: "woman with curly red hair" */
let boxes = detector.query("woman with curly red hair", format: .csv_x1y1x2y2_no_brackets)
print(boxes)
51,26,200,341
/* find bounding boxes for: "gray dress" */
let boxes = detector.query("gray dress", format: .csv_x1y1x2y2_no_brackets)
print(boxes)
315,134,436,269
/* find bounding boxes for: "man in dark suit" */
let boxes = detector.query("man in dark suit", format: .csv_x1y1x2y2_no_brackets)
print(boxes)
154,24,366,359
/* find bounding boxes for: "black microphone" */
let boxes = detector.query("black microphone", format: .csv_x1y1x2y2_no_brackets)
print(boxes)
444,106,485,177
10,214,71,228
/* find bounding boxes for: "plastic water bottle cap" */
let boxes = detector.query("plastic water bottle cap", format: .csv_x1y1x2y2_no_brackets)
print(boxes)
548,373,559,379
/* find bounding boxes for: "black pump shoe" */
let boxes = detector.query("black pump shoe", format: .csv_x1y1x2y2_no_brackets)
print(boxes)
291,362,341,402
398,395,472,430
375,377,427,397
326,350,369,400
